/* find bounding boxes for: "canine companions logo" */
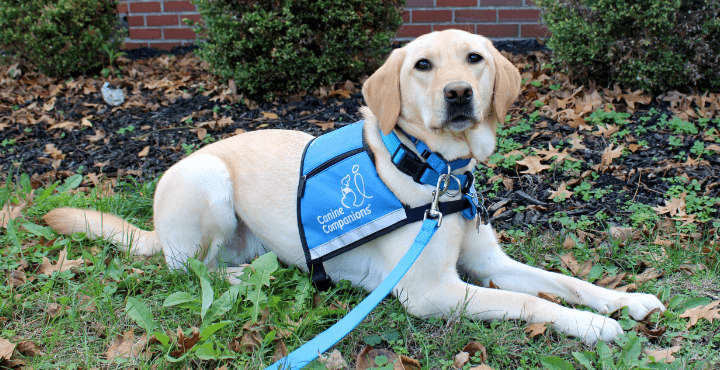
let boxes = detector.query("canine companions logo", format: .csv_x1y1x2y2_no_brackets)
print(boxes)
341,164,373,208
317,164,373,234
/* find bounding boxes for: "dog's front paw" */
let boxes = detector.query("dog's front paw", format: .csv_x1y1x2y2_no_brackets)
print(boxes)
597,292,666,320
554,310,623,345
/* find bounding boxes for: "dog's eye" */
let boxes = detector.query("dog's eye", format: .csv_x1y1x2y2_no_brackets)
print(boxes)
468,53,483,64
414,59,432,71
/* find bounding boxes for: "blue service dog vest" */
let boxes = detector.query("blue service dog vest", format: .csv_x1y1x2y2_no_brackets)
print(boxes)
297,121,478,286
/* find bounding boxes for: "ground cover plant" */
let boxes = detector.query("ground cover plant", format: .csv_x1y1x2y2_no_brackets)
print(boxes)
1,46,719,368
536,0,720,93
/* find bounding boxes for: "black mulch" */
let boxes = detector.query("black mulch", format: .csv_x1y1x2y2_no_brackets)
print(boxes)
2,39,719,232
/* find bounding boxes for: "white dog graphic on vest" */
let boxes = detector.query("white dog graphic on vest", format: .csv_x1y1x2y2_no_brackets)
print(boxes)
341,164,372,208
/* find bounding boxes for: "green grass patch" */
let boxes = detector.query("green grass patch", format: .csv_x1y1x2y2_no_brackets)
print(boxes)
1,173,719,369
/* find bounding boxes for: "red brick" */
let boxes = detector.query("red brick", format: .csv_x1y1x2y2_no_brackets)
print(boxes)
434,24,475,33
475,24,518,37
521,24,550,37
437,0,477,6
396,25,432,38
123,42,146,49
455,9,496,22
128,15,145,27
116,3,128,13
147,14,179,26
129,2,161,13
181,14,202,25
480,0,522,5
129,28,162,39
402,10,410,24
164,28,197,39
412,10,452,23
164,1,196,12
498,9,541,22
150,42,182,50
405,0,434,7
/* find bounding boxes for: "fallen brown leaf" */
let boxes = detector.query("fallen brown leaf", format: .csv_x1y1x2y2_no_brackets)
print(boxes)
516,156,551,175
644,346,681,363
272,340,289,363
46,303,66,318
633,268,663,284
548,182,573,202
138,146,150,157
454,351,471,368
538,292,561,304
0,338,15,360
634,323,666,340
318,349,348,370
105,330,146,362
525,322,548,338
596,273,626,289
562,235,576,249
678,300,720,329
356,347,399,370
462,341,487,363
170,326,200,357
7,270,26,288
0,191,33,228
601,144,625,167
38,247,84,275
16,340,43,357
609,226,637,241
653,193,687,217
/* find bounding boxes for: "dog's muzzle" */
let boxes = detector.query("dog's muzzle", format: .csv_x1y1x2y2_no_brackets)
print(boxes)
443,81,476,132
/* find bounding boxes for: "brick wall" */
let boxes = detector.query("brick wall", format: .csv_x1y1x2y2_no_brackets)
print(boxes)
400,0,547,40
118,0,200,49
117,0,545,50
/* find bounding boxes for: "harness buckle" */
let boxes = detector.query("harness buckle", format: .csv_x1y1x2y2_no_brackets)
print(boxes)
394,143,430,183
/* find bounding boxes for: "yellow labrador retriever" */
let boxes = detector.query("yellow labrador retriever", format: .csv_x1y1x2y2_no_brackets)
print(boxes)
44,30,664,344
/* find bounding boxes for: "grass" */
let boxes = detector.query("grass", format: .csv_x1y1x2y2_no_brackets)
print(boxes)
1,169,718,370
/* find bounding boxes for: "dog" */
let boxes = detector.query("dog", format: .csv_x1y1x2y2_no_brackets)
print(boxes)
44,29,665,345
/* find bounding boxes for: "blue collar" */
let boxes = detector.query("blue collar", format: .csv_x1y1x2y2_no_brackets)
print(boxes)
381,129,473,191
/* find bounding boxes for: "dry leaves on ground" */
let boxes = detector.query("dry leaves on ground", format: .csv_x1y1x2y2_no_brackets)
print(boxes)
171,326,200,358
37,247,84,275
105,330,147,363
525,322,549,339
318,349,348,370
0,338,15,360
452,342,493,370
355,347,420,370
678,300,720,329
644,346,682,363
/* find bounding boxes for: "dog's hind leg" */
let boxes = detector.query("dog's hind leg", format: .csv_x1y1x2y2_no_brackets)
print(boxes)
153,153,243,270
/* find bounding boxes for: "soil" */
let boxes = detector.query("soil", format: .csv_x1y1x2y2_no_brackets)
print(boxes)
1,40,718,232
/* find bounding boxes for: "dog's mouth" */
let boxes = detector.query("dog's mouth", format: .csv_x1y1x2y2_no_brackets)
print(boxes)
444,113,476,132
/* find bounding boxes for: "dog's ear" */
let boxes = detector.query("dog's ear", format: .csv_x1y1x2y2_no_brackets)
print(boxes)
362,48,407,135
490,46,521,125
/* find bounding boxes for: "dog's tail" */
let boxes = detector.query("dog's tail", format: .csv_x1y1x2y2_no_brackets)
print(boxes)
43,208,160,256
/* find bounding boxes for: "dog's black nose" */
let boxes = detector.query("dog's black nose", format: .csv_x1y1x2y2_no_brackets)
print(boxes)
444,82,473,104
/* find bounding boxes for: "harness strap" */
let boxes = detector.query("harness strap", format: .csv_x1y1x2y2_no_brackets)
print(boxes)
265,218,440,370
381,129,473,189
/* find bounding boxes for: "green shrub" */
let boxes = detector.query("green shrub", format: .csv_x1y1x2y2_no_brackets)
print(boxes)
536,0,720,93
0,0,124,77
192,0,404,96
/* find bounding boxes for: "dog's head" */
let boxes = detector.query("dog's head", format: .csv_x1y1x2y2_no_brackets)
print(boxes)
362,29,521,162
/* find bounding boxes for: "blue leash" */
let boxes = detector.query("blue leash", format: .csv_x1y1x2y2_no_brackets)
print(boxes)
265,218,440,370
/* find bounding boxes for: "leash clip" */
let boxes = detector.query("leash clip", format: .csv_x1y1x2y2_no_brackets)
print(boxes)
424,167,462,227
